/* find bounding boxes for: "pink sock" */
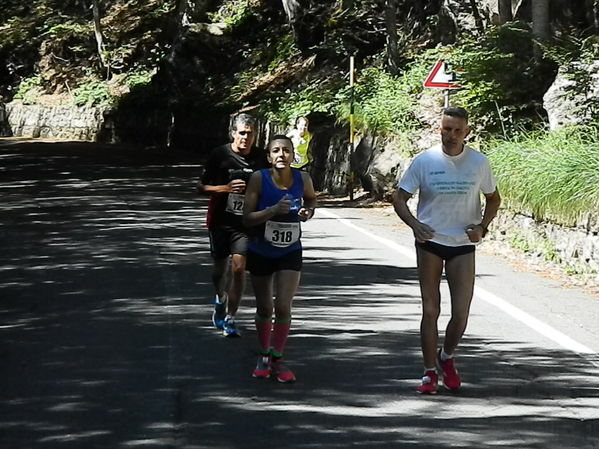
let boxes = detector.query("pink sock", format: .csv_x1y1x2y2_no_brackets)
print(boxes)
271,319,291,357
255,315,272,353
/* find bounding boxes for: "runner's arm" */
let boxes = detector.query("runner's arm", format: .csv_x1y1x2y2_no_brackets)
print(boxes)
466,189,501,241
481,189,501,230
298,172,317,221
392,188,435,243
196,180,244,195
195,150,246,195
243,172,291,227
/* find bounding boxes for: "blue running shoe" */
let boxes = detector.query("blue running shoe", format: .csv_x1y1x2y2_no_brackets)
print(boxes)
223,315,241,337
212,295,227,330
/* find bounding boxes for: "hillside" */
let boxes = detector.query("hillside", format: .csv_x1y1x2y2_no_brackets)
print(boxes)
1,0,597,152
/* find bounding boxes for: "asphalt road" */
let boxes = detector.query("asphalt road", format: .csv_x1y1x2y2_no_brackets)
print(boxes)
2,139,599,449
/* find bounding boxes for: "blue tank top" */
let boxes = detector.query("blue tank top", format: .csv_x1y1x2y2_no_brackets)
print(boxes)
248,169,304,257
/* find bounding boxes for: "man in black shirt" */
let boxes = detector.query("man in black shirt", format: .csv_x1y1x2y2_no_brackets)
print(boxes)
197,113,267,337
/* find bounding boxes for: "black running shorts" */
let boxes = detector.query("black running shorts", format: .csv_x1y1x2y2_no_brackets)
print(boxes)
246,249,302,276
416,240,475,261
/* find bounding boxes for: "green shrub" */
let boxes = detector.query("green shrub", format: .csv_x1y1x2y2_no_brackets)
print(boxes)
208,0,259,28
14,74,44,104
448,23,555,135
262,78,342,127
267,35,297,72
0,16,36,49
261,52,431,139
126,68,156,89
487,125,599,224
73,78,113,107
44,21,90,38
335,66,421,135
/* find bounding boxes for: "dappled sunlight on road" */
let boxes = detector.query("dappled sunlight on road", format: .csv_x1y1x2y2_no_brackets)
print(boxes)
2,141,599,448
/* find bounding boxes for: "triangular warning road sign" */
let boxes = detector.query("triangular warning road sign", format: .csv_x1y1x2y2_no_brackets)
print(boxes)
423,60,460,89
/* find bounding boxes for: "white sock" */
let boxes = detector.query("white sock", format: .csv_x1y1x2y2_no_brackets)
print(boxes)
424,367,437,374
440,349,454,361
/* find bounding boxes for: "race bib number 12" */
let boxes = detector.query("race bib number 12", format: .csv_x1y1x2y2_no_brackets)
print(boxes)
226,193,244,215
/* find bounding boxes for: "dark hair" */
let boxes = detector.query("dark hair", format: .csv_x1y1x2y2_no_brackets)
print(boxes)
442,107,469,121
268,134,294,150
230,113,256,137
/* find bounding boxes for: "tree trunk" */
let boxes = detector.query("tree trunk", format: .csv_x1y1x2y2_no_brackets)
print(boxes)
165,0,191,149
499,0,513,24
282,0,322,51
281,0,301,24
532,0,550,59
437,0,458,45
384,0,399,75
468,0,485,33
588,0,599,31
532,0,550,42
91,0,109,78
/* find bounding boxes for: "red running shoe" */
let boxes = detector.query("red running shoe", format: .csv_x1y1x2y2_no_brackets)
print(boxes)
271,359,296,383
437,351,461,391
417,370,438,394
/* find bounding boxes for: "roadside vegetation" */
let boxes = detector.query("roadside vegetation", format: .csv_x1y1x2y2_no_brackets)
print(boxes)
487,126,599,225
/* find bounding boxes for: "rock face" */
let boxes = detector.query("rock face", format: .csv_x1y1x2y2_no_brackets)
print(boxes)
352,134,410,200
543,61,599,130
2,102,105,141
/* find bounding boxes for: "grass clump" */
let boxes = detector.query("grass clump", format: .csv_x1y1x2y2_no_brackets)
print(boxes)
487,126,599,224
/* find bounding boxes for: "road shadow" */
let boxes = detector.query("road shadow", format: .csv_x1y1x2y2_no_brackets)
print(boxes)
1,140,599,449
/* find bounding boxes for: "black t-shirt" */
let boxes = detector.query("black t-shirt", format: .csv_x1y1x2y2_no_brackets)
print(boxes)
201,143,268,227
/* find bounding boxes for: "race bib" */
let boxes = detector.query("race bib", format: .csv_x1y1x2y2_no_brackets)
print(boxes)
226,193,244,215
264,221,300,247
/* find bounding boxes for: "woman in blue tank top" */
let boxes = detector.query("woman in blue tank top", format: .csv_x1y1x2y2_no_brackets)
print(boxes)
243,135,317,383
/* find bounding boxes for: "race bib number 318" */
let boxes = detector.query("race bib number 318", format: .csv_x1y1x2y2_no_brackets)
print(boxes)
264,221,300,247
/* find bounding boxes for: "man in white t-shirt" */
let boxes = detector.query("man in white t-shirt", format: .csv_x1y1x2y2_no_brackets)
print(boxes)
393,107,501,395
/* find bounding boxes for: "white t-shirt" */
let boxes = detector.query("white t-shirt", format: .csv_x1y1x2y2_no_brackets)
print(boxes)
399,144,497,247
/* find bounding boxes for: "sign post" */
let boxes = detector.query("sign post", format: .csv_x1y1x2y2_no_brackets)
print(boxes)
348,56,355,201
423,60,460,107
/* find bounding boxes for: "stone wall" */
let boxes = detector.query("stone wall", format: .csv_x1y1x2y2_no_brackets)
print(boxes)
2,101,105,141
492,209,599,278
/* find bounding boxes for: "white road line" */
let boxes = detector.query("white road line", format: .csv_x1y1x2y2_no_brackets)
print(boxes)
318,209,417,261
319,209,596,355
